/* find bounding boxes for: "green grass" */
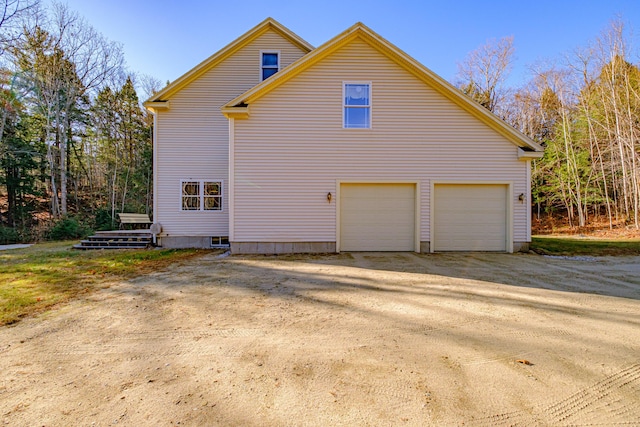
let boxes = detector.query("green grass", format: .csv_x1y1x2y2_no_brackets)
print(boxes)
531,236,640,256
0,242,209,326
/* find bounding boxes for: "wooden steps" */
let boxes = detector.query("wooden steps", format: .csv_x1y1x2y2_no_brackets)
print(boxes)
73,230,153,250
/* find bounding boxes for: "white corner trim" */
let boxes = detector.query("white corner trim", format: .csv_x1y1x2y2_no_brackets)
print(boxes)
152,111,158,223
229,118,235,241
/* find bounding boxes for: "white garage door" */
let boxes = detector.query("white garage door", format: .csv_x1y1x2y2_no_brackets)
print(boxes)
340,183,415,251
433,184,508,251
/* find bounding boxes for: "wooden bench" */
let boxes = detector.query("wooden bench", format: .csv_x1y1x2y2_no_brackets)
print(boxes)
117,213,152,230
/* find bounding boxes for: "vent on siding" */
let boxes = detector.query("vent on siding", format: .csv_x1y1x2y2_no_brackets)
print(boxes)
211,236,230,248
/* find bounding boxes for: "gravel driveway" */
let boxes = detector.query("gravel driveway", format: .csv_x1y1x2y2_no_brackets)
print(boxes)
1,251,639,426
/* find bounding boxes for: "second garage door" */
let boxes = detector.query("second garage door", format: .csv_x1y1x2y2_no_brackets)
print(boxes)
340,183,416,251
433,184,508,251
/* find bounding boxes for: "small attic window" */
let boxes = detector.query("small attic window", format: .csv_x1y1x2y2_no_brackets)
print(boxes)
261,51,280,81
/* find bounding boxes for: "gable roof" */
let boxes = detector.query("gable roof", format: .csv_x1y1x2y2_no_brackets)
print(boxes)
144,17,314,106
222,22,543,154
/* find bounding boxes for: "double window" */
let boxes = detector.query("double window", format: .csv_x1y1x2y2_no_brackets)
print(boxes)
181,181,222,211
343,82,371,129
261,51,280,81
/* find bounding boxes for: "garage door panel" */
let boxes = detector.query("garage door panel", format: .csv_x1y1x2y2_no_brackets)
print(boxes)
440,213,506,226
340,184,415,251
434,184,507,251
342,210,414,223
342,200,414,213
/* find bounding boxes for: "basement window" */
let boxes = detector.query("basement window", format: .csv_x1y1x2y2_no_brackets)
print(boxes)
211,236,229,248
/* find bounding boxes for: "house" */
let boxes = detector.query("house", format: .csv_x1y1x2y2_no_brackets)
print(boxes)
144,18,543,254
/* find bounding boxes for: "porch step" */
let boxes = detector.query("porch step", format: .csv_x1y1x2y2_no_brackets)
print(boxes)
94,229,152,236
73,230,153,250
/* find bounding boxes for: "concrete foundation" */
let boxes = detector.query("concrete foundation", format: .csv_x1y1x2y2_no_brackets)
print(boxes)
231,241,336,254
420,241,529,253
160,236,530,254
158,236,215,249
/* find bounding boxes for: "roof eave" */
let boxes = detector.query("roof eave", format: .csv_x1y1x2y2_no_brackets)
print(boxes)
222,22,363,109
222,22,544,154
221,105,249,119
145,17,313,104
143,100,170,113
354,26,544,153
518,148,545,160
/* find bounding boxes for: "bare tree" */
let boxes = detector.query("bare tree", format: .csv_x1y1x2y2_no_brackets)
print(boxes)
134,73,163,104
456,36,515,114
0,0,40,160
517,19,640,231
0,0,40,47
8,2,124,217
48,2,124,215
591,20,640,228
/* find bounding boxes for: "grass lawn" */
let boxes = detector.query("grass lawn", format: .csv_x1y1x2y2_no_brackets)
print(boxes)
3,237,638,326
531,235,640,256
0,242,208,326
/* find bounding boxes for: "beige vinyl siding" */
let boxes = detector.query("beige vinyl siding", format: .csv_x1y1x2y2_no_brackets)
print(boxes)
154,29,308,237
232,38,528,244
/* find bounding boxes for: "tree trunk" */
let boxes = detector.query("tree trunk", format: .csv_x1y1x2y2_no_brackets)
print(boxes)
60,129,67,216
47,143,60,218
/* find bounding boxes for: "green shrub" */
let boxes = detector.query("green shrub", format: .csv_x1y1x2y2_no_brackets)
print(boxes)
94,208,115,231
0,226,20,244
46,217,92,241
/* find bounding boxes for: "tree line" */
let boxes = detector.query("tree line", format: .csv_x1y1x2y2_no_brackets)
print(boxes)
457,20,640,231
0,0,158,242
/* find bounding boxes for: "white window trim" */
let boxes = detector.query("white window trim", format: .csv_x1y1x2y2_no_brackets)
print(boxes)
260,50,281,81
180,180,224,212
343,81,372,129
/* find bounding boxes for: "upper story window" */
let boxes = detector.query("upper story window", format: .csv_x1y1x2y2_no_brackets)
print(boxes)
261,51,280,81
343,82,371,129
181,180,222,211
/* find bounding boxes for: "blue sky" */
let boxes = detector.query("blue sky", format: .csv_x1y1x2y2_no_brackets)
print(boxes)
58,0,640,89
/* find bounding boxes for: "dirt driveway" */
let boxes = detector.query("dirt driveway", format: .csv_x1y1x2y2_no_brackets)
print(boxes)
1,252,639,426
